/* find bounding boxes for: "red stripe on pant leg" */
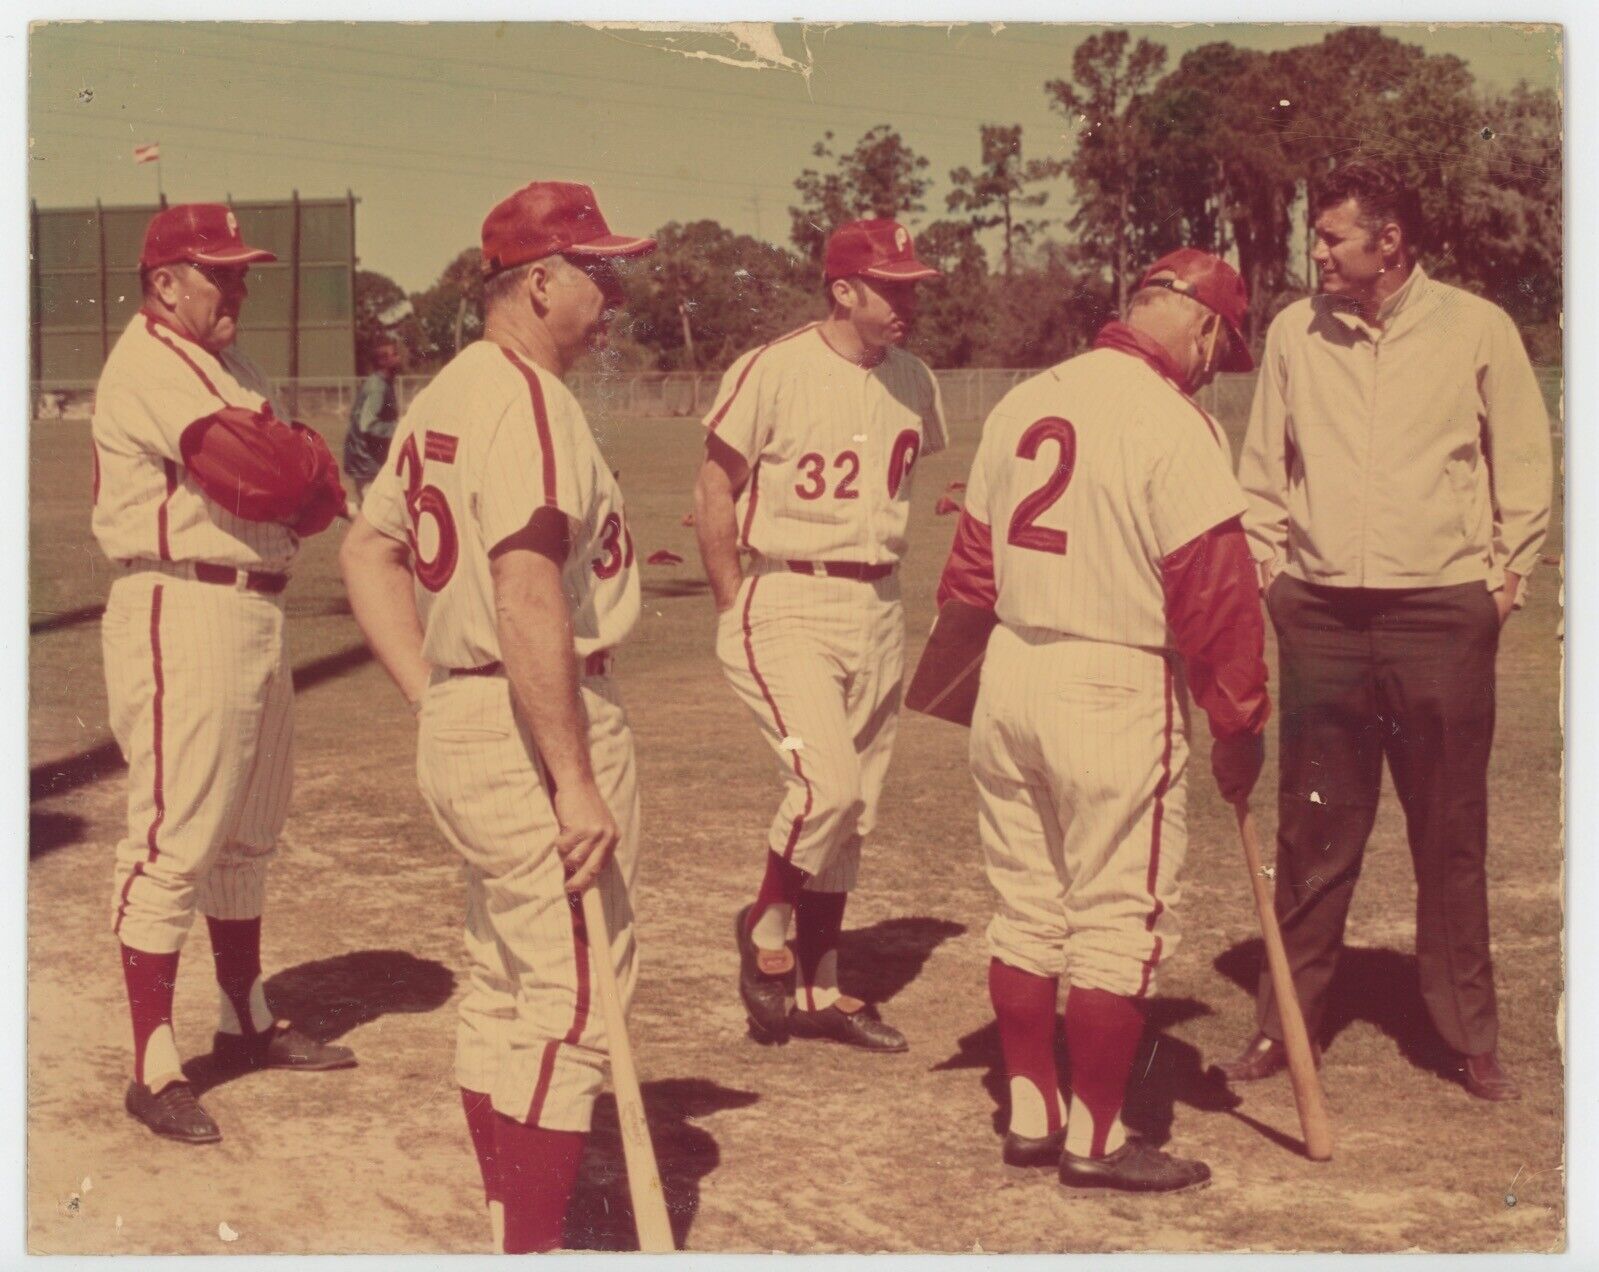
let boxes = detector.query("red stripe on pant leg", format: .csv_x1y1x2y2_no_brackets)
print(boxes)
115,584,167,936
1135,661,1175,997
525,895,593,1126
741,574,813,860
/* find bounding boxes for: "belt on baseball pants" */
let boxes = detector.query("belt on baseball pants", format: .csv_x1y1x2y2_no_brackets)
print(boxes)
785,560,895,582
121,559,289,595
449,650,613,679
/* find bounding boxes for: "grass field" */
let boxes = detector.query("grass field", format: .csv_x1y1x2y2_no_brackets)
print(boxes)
27,395,1565,1254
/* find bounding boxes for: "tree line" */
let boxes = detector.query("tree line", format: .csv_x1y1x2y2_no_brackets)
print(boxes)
359,27,1561,375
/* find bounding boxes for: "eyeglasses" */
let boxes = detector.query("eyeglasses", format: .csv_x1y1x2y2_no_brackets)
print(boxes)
182,261,249,290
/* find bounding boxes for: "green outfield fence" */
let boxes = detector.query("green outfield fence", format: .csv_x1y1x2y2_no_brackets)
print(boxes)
32,365,1565,435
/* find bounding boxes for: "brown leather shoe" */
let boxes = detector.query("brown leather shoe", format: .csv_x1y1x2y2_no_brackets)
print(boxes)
1461,1050,1521,1102
1215,1032,1320,1083
125,1079,221,1144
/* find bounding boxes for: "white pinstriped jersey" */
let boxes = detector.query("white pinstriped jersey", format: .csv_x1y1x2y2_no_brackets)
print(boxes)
92,313,296,572
363,341,640,670
966,347,1246,651
705,324,948,565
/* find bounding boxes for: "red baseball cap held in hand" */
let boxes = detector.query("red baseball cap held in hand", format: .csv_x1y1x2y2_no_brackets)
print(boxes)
481,182,657,278
140,204,277,270
1137,248,1254,372
824,219,941,283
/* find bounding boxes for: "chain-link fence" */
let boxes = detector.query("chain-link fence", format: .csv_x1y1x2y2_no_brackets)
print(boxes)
33,366,1565,432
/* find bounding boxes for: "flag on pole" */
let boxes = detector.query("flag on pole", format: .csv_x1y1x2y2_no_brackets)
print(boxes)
133,143,160,164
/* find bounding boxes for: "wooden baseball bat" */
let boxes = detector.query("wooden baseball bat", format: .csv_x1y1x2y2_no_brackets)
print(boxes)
579,886,675,1252
1233,804,1334,1162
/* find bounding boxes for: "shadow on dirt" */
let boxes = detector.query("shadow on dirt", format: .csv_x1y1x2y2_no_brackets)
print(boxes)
642,578,710,600
837,915,966,1005
29,642,376,808
183,949,455,1096
29,809,89,859
931,996,1242,1148
565,1076,760,1252
1213,938,1457,1080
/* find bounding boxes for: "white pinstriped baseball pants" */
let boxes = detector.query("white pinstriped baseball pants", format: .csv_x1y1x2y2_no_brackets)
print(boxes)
970,624,1190,998
417,671,639,1133
715,564,904,891
103,568,293,955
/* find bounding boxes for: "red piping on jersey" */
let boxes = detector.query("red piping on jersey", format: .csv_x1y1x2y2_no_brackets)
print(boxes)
157,461,178,560
526,894,593,1126
115,584,166,936
740,461,762,549
1093,320,1225,448
1135,659,1175,997
742,574,813,860
91,442,101,506
706,323,818,432
144,314,227,403
500,348,559,506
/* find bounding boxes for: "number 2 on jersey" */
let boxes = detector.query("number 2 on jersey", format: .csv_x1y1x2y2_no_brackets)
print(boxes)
396,434,460,592
1007,416,1077,555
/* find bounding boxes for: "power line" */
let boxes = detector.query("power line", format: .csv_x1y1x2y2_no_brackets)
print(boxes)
43,27,1052,139
35,108,803,199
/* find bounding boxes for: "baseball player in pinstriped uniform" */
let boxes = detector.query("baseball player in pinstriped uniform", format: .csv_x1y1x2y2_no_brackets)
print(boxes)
94,204,355,1146
340,182,653,1254
935,250,1269,1191
694,219,946,1053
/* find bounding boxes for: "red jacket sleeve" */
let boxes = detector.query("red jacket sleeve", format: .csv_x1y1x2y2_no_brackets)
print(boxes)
937,510,998,611
1162,516,1270,740
179,407,344,529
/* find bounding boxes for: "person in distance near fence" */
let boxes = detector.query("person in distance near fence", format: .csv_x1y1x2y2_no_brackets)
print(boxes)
340,181,654,1253
694,219,947,1053
934,249,1269,1192
94,203,355,1147
1221,159,1554,1102
341,337,403,510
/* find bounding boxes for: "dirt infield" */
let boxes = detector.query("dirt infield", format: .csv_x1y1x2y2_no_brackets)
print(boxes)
28,405,1565,1254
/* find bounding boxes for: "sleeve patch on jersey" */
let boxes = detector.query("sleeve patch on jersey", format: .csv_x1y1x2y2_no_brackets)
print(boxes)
424,430,460,464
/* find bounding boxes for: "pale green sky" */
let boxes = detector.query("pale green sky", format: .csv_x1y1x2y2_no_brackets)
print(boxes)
28,22,1562,293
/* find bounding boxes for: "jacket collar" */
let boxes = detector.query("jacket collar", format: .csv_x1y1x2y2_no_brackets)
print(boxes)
1092,320,1190,392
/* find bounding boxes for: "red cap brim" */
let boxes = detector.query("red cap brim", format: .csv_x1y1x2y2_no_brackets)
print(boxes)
862,259,941,282
565,234,657,259
189,246,278,266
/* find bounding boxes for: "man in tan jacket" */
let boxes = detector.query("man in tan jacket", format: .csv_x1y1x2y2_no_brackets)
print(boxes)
1223,159,1552,1102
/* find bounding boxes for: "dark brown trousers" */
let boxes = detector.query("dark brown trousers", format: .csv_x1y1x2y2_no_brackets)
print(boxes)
1254,577,1502,1056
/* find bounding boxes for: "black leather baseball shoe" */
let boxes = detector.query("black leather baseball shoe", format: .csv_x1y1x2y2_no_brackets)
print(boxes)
735,905,795,1044
212,1023,357,1073
1058,1139,1211,1193
1002,1126,1067,1168
125,1079,221,1145
788,1002,908,1053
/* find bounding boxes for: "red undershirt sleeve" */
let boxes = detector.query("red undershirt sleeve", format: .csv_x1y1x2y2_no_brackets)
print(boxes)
937,509,998,611
1161,515,1270,740
179,406,342,526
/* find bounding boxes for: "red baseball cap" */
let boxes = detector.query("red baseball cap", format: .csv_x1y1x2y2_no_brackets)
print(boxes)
824,219,941,283
481,182,656,278
1137,248,1253,372
140,203,277,270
